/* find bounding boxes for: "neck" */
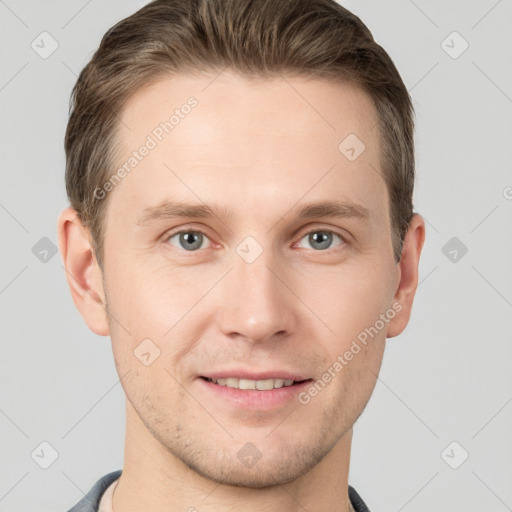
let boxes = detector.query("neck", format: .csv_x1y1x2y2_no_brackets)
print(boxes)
113,400,355,512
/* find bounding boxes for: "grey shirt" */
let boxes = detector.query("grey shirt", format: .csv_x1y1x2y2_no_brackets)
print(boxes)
67,470,371,512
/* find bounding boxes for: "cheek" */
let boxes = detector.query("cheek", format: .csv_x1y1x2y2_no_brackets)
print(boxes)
300,261,395,343
104,255,204,334
103,258,215,378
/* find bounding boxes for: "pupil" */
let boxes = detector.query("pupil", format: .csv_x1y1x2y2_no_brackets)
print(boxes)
181,232,202,250
310,231,331,250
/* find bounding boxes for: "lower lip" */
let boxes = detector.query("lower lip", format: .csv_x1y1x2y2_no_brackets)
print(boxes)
197,377,312,410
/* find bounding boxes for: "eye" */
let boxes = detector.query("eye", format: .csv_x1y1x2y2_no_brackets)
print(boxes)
166,230,212,251
297,229,345,251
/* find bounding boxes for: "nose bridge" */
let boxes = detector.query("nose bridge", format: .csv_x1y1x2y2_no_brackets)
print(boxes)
217,239,295,343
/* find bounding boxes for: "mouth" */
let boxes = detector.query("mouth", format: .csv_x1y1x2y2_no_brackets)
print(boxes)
198,373,314,410
200,376,312,390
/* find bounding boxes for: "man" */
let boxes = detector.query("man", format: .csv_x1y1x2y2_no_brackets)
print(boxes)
58,0,425,510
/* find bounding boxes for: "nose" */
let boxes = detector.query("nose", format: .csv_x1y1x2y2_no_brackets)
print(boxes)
216,245,297,344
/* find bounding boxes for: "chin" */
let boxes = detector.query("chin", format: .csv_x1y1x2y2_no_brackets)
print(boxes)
183,455,309,489
164,430,336,489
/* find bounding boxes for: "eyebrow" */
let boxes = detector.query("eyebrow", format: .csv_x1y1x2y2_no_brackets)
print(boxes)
135,199,370,226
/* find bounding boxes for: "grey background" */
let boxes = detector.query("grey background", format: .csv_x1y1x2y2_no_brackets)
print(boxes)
1,1,511,511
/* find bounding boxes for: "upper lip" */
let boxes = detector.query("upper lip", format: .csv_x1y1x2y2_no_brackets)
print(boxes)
201,370,311,382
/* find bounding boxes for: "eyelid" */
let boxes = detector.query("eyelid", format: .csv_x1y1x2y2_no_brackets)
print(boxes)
162,226,214,250
295,227,347,251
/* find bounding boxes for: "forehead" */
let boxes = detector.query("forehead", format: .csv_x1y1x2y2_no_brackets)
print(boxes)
119,71,379,154
106,71,386,227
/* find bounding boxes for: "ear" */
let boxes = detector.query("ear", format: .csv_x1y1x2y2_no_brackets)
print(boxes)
386,214,426,338
57,207,110,336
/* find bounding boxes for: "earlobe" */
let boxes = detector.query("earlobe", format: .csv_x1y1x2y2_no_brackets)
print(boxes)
57,207,110,336
386,214,426,339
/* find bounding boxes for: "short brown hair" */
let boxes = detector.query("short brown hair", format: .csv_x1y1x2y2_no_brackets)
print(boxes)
65,0,415,267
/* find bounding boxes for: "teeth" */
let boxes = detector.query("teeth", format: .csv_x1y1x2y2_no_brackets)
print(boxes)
225,377,238,388
239,378,256,390
255,379,275,390
207,377,298,390
273,379,285,388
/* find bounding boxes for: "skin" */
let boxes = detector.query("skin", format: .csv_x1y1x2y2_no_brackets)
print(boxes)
58,71,425,512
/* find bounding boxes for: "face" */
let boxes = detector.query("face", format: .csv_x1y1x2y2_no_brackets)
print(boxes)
100,71,400,486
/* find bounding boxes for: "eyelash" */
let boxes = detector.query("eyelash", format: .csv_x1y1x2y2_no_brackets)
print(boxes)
162,227,347,253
